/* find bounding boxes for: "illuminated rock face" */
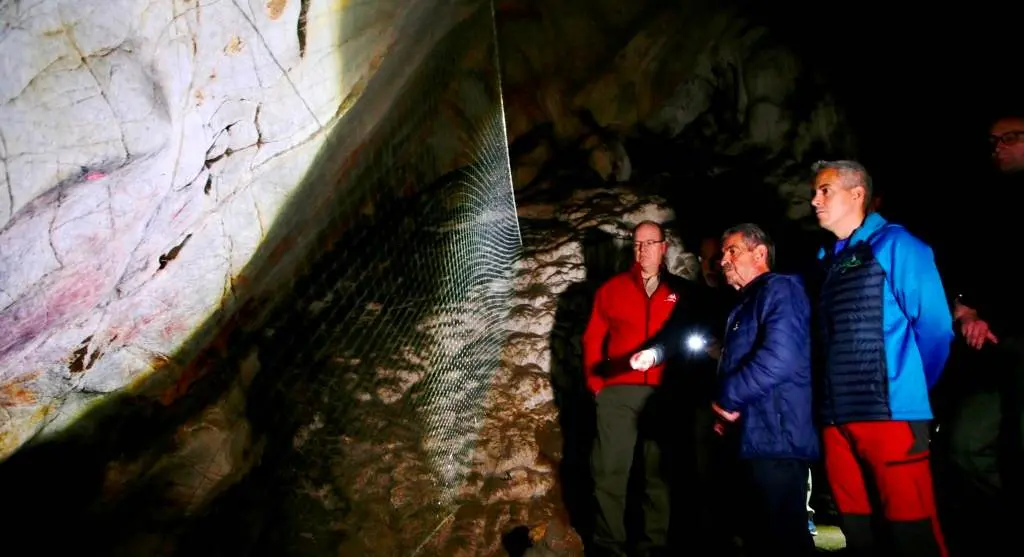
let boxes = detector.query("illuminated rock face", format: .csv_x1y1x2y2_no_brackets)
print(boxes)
0,0,480,459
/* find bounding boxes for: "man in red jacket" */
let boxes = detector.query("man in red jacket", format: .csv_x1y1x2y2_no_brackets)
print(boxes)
583,220,705,557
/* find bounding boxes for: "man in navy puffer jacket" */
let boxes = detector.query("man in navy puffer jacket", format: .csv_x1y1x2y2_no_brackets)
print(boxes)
632,222,818,557
811,160,952,557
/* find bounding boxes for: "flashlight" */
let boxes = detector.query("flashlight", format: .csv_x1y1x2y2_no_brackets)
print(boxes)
686,334,707,352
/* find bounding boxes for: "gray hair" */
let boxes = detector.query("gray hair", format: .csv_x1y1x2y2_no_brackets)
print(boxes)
811,159,874,210
722,222,775,270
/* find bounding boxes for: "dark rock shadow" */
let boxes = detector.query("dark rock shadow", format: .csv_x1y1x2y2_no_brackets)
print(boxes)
547,226,631,549
501,525,533,557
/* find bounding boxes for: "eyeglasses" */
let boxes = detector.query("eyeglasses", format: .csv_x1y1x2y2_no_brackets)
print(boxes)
633,240,664,250
989,131,1024,148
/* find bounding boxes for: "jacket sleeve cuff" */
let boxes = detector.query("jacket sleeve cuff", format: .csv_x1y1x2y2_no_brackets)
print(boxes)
716,381,741,412
716,398,739,413
651,346,665,366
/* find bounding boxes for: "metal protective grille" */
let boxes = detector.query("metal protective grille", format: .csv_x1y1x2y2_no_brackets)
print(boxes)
180,2,523,556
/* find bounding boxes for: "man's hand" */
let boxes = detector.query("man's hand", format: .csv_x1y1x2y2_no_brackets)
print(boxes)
711,403,740,436
961,316,998,349
712,402,740,423
705,339,722,360
956,302,998,350
630,349,657,371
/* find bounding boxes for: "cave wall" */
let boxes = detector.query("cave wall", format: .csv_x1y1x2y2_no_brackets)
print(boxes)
497,0,855,233
1,0,522,554
0,0,485,459
0,0,873,555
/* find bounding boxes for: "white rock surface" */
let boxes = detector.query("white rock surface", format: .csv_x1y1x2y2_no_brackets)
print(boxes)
0,0,479,459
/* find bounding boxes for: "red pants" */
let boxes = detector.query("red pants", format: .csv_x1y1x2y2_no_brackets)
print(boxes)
823,421,947,557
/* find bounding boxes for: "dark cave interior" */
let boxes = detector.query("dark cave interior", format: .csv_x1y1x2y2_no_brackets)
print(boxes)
621,1,1019,272
698,2,1015,248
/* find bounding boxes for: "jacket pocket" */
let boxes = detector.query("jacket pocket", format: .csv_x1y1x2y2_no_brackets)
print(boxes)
772,393,784,446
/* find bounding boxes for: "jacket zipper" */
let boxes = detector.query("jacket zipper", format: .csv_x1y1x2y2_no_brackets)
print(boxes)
822,262,840,425
773,391,783,431
644,288,651,385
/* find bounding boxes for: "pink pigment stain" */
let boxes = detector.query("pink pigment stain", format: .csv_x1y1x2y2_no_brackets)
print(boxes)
161,319,190,342
0,272,108,363
84,171,106,181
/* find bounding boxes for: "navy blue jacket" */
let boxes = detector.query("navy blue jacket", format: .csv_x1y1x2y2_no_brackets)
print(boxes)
718,273,819,461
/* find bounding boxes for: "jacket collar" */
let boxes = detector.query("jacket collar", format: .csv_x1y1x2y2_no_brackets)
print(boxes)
738,271,772,296
817,212,888,260
630,262,664,290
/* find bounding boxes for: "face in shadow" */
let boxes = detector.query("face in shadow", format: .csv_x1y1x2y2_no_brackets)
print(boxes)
699,237,724,287
991,117,1024,175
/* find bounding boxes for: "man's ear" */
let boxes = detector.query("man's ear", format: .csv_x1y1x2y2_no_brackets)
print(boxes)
852,185,866,204
755,244,768,262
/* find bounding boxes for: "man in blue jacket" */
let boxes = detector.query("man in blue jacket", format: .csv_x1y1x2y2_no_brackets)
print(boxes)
811,160,953,557
632,223,818,557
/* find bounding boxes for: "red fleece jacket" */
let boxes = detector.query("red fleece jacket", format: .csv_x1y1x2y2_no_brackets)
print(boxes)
582,264,681,394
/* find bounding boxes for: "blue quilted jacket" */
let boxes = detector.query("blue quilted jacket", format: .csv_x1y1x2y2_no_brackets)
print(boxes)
718,272,819,461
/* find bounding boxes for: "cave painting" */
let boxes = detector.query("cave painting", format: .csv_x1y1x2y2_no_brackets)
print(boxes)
0,0,471,460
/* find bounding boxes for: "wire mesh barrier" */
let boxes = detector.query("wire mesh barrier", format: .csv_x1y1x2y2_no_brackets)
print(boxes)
170,2,522,556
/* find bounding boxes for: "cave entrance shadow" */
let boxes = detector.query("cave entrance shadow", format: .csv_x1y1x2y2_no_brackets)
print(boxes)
547,226,631,549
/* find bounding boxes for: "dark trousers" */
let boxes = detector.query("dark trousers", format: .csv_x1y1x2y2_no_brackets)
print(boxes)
933,388,1005,557
739,458,816,557
932,336,1024,556
688,403,740,554
591,385,669,556
824,421,946,557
